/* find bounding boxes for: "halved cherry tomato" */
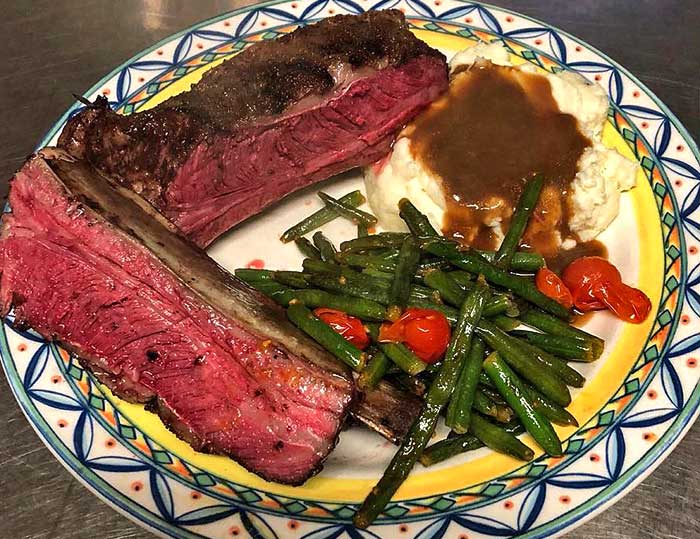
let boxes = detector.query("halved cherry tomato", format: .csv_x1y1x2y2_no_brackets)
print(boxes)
313,308,370,350
562,256,651,323
535,268,573,309
378,308,451,363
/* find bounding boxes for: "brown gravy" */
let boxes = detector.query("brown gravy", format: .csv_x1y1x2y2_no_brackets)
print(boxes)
408,61,591,259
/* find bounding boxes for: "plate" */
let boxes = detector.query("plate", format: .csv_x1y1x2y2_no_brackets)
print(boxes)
2,1,699,538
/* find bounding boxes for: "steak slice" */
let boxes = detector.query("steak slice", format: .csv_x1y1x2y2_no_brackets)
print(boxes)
0,149,355,485
58,9,448,247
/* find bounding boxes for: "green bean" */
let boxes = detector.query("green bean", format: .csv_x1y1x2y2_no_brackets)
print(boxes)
241,279,288,299
234,268,274,282
271,270,309,289
478,384,507,405
423,269,467,307
398,198,439,237
318,191,378,226
339,253,398,273
281,190,365,242
493,174,544,269
474,388,514,423
422,238,571,319
362,267,395,281
483,352,562,456
340,233,409,252
516,339,586,388
294,237,321,260
520,309,604,360
358,347,390,390
492,315,521,332
419,434,483,466
417,258,453,274
357,222,369,237
353,278,490,529
448,270,474,287
477,319,571,407
523,383,579,427
470,413,535,461
420,421,524,466
446,337,485,433
476,250,546,272
390,372,429,397
381,342,427,376
408,295,513,324
271,289,386,321
511,330,595,361
387,235,421,320
302,258,340,275
287,302,365,371
312,231,338,263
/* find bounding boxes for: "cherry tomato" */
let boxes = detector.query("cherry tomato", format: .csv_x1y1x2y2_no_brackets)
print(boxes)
561,256,651,323
535,268,573,309
378,308,451,363
313,308,370,349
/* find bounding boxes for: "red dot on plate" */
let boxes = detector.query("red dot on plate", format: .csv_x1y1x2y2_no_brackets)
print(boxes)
559,495,571,504
157,50,163,55
399,524,409,533
224,21,231,26
594,74,602,81
291,2,298,7
643,432,656,442
138,77,145,83
459,535,469,539
505,16,514,22
246,259,265,269
191,491,201,500
504,501,514,510
633,91,640,98
434,0,441,5
229,526,240,536
288,520,300,530
57,419,68,428
690,246,698,255
105,438,116,448
534,39,543,45
687,358,697,368
197,43,204,49
647,389,657,399
675,180,683,187
131,481,143,492
575,45,582,52
641,121,649,129
17,343,27,352
681,314,690,325
589,453,600,462
51,375,62,384
677,145,685,152
465,17,473,23
102,88,110,96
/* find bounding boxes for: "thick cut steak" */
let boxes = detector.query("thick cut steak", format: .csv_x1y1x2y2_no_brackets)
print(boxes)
0,149,356,485
58,10,448,247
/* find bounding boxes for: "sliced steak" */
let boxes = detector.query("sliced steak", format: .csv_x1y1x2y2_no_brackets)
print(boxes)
0,149,355,485
58,10,448,247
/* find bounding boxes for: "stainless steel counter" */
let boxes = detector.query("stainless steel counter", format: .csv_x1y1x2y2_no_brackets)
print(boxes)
1,1,698,537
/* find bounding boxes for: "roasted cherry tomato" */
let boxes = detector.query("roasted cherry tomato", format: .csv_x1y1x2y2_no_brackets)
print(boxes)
562,256,651,323
313,308,370,349
378,308,451,363
535,268,573,309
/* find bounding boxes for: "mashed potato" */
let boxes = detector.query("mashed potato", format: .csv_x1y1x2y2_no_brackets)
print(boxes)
364,42,637,245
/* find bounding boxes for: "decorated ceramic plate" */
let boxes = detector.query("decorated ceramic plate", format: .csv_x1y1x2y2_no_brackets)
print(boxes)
2,1,699,538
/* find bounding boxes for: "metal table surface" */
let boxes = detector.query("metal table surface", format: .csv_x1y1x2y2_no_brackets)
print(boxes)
1,1,698,538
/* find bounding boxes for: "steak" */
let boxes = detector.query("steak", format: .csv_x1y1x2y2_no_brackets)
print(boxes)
0,149,356,485
58,10,448,247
